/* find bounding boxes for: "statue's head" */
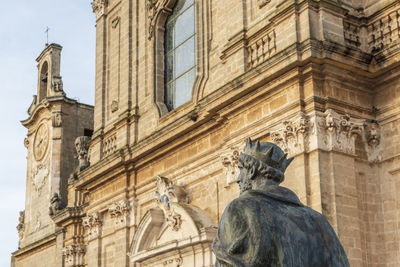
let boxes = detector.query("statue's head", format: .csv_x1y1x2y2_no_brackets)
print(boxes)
237,138,293,194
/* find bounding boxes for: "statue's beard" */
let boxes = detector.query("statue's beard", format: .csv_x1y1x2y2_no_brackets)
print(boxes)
239,179,252,194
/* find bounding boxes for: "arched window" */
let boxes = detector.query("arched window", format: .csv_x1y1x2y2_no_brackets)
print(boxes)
164,0,196,110
39,61,48,102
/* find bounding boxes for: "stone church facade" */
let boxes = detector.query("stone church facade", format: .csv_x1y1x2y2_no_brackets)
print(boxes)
12,0,400,266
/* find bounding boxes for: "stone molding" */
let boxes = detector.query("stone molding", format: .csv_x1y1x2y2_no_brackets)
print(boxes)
83,212,102,241
75,136,91,171
108,200,130,228
62,244,86,267
91,0,108,19
271,112,311,157
155,176,188,231
257,0,270,8
220,147,240,186
146,0,166,40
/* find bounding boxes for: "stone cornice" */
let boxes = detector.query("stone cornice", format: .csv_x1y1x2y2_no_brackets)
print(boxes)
12,229,63,257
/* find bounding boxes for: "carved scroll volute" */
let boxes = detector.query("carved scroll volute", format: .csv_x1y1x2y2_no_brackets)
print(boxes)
75,136,91,171
154,176,188,231
146,0,176,40
271,112,311,157
91,0,108,19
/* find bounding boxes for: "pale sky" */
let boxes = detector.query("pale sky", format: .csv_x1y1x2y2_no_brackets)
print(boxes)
0,1,95,265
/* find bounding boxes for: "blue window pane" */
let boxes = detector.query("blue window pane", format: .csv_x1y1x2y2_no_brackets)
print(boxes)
174,6,195,46
165,52,174,82
175,37,195,77
175,68,195,107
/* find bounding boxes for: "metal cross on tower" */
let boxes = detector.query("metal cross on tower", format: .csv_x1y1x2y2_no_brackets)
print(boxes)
45,27,50,45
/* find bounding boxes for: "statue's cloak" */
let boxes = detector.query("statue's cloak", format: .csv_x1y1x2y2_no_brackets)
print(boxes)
212,186,350,267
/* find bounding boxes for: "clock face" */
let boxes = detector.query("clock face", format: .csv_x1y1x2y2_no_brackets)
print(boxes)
33,123,49,161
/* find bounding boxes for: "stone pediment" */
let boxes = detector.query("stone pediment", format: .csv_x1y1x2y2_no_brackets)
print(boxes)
129,177,216,265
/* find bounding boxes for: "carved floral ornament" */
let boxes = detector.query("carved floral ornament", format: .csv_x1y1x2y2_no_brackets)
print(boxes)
268,110,382,162
83,212,102,240
108,200,130,227
270,112,311,157
155,176,188,231
62,244,86,267
91,0,108,18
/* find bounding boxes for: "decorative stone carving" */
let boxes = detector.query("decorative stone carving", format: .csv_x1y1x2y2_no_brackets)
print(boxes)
368,9,400,54
317,109,365,155
75,136,91,171
52,112,62,127
91,0,108,18
111,16,120,28
108,200,130,227
24,138,29,148
51,76,64,95
31,163,49,195
16,211,25,242
111,100,119,113
221,148,240,186
27,95,37,115
83,212,102,240
146,0,161,40
163,256,183,266
49,193,63,215
364,121,382,162
155,176,188,231
257,0,270,8
344,20,361,48
271,112,311,156
62,244,86,267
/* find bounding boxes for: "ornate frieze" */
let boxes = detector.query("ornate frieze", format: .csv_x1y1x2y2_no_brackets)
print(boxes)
31,163,49,195
91,0,108,19
247,29,276,69
16,211,25,242
83,212,102,240
270,112,311,157
75,136,91,171
220,148,240,186
108,200,130,227
368,8,400,54
155,176,188,231
62,244,86,267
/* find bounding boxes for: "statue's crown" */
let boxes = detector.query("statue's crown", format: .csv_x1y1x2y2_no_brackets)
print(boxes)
243,138,293,173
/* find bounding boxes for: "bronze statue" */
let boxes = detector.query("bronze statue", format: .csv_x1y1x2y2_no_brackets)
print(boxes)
212,138,350,267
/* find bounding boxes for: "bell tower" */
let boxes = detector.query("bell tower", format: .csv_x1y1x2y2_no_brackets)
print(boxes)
14,44,94,266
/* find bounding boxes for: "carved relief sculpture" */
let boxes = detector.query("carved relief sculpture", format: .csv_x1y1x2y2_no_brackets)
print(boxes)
31,163,49,195
49,193,63,215
62,244,86,267
271,112,311,157
155,176,188,231
221,148,240,186
75,136,91,171
83,212,102,241
364,121,382,162
108,200,130,227
16,211,25,243
91,0,108,18
51,76,65,96
52,112,62,127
